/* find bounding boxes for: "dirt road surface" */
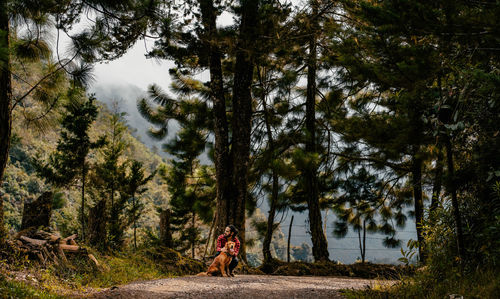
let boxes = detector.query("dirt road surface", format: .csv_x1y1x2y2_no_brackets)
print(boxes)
90,275,393,299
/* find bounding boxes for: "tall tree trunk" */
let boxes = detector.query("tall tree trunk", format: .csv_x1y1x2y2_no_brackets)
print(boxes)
362,220,366,263
305,0,329,262
191,211,195,259
229,0,259,262
263,152,279,264
0,0,12,245
133,196,137,251
357,228,362,262
445,136,466,262
81,163,86,242
88,199,107,248
260,68,279,264
160,208,173,248
287,215,294,263
412,154,425,263
430,144,444,214
111,185,115,211
199,0,233,239
203,215,216,258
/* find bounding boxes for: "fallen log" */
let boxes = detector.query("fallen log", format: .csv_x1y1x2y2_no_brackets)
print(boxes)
36,252,46,266
35,231,61,243
15,230,98,269
19,236,47,246
56,245,69,264
61,234,77,244
59,244,81,252
88,254,99,266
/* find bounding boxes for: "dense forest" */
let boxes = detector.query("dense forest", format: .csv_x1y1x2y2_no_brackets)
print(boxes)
0,0,499,297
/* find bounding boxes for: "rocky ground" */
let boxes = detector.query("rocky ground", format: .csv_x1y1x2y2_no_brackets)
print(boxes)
89,274,394,299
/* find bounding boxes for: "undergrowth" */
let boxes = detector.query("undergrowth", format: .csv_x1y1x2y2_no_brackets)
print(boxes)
1,246,204,297
57,249,170,288
0,274,64,299
342,268,500,299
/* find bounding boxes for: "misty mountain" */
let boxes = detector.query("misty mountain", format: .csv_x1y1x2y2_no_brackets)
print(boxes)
90,83,178,159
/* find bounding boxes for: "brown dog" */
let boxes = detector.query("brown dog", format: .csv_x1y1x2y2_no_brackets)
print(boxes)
197,241,235,277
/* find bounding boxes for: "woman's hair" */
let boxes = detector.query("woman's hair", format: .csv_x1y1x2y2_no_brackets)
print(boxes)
227,225,238,236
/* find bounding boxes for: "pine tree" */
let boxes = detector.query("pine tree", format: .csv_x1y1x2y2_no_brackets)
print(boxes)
139,70,214,257
250,37,301,264
0,0,11,243
123,160,155,251
0,0,159,244
90,103,128,249
331,0,500,263
331,0,450,262
35,91,105,241
147,1,282,259
333,168,405,263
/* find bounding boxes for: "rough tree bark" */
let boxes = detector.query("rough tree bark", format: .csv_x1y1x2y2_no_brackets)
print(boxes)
445,137,465,262
430,144,444,214
0,0,11,245
261,70,279,264
199,0,233,239
287,215,294,263
411,154,426,263
229,0,259,261
21,191,54,230
304,0,329,262
81,162,86,241
160,208,173,248
87,199,107,248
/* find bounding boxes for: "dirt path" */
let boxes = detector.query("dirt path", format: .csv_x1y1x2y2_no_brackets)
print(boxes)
90,275,394,299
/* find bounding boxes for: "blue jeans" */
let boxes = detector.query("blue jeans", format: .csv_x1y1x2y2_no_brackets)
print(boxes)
215,251,238,272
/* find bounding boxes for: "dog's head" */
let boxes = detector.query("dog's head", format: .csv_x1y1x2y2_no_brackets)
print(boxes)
225,241,235,250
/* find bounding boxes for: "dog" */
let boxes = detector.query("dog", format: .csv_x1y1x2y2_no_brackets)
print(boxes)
197,241,235,277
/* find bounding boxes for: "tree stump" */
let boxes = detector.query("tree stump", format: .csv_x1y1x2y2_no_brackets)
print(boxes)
21,191,53,230
160,209,173,248
88,200,107,248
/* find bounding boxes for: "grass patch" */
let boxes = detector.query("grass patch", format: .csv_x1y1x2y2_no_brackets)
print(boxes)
0,274,64,299
70,251,168,288
53,247,203,288
342,268,500,299
1,245,205,297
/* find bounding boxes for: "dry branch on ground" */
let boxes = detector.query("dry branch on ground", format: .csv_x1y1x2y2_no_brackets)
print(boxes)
13,228,99,269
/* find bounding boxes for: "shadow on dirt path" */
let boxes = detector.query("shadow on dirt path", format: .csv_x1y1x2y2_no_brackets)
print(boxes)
89,275,394,299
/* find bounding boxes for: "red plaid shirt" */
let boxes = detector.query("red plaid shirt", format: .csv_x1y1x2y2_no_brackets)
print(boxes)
216,234,240,256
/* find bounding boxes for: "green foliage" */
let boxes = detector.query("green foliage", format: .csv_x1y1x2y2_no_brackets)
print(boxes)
124,160,156,249
398,240,419,266
3,0,499,278
6,57,165,249
90,104,129,249
67,251,168,288
138,69,215,256
34,91,104,187
0,275,63,299
343,268,500,299
13,38,51,62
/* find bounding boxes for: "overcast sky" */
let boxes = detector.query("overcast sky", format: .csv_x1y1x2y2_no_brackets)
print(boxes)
93,41,175,92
